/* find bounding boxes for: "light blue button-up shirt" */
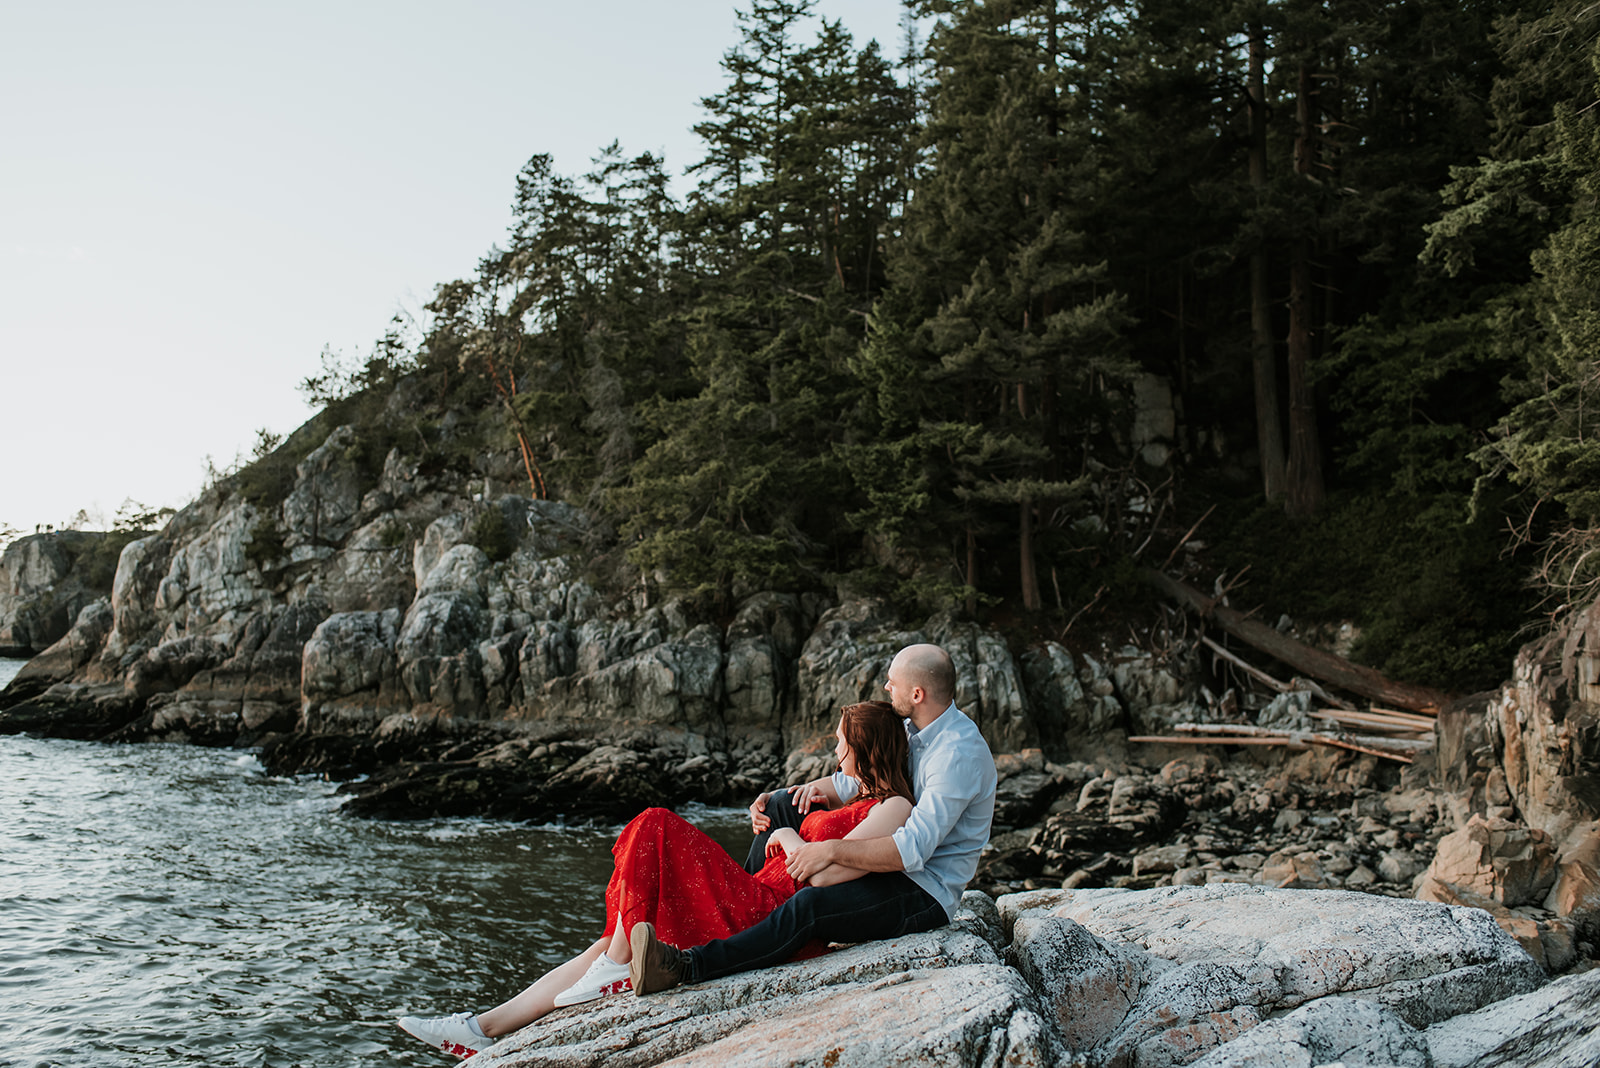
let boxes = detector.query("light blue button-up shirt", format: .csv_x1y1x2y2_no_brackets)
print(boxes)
833,703,997,920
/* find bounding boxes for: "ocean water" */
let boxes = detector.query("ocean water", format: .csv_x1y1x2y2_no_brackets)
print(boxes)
0,658,748,1067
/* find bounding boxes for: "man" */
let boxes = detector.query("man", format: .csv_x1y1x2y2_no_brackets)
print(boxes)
630,642,997,992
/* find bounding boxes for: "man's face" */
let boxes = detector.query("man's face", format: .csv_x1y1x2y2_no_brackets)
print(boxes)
883,658,915,717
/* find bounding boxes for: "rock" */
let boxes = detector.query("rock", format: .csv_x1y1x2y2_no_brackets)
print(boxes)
998,884,1545,1066
1544,823,1600,919
1485,598,1600,846
473,917,1060,1068
300,609,405,731
790,604,1041,753
1109,643,1198,734
993,748,1070,828
1416,814,1559,909
1021,642,1109,743
1426,966,1600,1068
4,598,113,700
124,636,230,700
722,593,807,734
1007,912,1146,1051
1188,996,1429,1068
935,620,1037,752
0,531,119,656
1257,689,1316,732
281,424,366,558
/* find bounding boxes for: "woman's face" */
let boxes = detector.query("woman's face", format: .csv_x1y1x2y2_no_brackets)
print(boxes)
834,719,857,780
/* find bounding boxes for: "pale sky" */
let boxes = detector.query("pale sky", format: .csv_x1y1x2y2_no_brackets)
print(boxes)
0,0,912,537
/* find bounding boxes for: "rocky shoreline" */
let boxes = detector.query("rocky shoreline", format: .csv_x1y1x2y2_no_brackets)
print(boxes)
5,416,1600,1064
463,883,1594,1068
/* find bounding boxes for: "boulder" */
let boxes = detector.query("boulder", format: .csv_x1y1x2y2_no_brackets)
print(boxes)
998,884,1545,1067
471,909,1060,1068
1188,996,1430,1068
300,609,405,731
1426,967,1600,1068
992,748,1072,828
1416,814,1559,909
1020,641,1123,746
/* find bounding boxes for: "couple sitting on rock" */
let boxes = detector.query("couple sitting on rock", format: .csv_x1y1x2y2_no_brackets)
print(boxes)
398,643,998,1060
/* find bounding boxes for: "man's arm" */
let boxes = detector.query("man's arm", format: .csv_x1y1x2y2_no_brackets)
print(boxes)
790,762,984,883
785,835,902,884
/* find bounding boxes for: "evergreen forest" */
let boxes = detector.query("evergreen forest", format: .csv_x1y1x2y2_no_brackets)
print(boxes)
259,0,1600,695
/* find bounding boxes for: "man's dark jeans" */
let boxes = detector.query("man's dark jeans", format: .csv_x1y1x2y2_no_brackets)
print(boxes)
696,789,946,983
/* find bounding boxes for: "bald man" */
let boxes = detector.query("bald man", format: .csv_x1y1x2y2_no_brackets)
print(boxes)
629,643,997,993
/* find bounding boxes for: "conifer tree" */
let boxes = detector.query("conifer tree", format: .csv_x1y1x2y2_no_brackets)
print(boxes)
849,0,1132,611
613,0,914,602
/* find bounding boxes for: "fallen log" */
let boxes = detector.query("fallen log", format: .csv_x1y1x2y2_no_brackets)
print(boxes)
1132,724,1422,763
1141,569,1449,714
1309,708,1435,735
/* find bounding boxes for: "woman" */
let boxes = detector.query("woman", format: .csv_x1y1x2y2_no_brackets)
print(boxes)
397,701,913,1059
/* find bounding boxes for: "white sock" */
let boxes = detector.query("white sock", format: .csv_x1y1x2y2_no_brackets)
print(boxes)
598,952,619,966
466,1015,488,1040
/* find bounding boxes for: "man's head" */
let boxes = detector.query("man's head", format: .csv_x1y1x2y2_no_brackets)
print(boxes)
883,643,956,728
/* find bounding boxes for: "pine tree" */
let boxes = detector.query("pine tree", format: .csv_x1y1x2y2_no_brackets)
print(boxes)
847,0,1133,612
613,0,915,602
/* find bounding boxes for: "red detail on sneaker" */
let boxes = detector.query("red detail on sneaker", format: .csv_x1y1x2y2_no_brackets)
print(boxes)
441,1039,474,1059
599,977,632,996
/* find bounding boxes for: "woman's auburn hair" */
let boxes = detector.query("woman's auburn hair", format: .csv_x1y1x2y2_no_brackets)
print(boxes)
839,700,914,802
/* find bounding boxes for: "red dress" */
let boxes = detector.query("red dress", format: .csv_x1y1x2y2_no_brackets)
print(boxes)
600,799,881,955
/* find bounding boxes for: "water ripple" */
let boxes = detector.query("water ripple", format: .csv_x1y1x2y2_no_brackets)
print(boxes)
0,729,749,1067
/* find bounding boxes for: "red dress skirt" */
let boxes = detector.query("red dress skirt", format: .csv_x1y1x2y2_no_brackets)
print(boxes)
600,799,880,955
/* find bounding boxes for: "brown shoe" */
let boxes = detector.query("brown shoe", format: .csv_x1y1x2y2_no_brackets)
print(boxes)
628,922,687,995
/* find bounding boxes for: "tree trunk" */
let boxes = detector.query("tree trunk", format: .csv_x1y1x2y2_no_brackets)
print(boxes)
965,527,978,616
1286,64,1324,518
1248,23,1286,501
1141,569,1448,713
1020,497,1041,611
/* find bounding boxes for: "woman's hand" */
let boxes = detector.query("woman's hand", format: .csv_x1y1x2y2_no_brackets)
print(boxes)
792,781,830,813
785,839,840,884
748,790,779,833
765,827,803,860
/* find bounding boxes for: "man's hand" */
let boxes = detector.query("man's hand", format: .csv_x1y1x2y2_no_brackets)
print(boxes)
785,839,840,884
749,790,778,833
792,780,829,813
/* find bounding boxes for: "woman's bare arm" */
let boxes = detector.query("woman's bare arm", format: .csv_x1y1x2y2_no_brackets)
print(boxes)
797,797,912,887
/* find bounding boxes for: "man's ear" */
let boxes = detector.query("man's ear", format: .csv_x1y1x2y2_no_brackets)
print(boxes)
911,685,926,704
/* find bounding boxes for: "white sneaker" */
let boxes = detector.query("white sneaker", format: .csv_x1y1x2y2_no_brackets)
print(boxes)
552,953,632,1006
397,1011,490,1059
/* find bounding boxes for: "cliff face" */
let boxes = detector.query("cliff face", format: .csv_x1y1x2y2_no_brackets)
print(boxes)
0,530,118,657
0,420,1154,810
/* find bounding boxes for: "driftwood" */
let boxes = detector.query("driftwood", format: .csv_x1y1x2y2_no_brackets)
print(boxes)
1142,569,1449,714
1201,636,1356,711
1130,721,1427,764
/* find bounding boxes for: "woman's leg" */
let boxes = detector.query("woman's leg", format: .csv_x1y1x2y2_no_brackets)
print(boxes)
475,937,607,1037
606,923,633,964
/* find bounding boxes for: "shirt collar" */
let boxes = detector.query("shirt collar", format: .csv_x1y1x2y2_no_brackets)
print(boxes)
907,701,959,743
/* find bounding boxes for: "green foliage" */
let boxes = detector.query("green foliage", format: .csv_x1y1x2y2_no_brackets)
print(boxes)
1212,488,1533,690
467,508,516,564
77,531,139,590
244,519,287,574
239,0,1600,666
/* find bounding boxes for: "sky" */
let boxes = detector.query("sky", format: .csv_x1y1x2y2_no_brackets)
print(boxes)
0,0,912,537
